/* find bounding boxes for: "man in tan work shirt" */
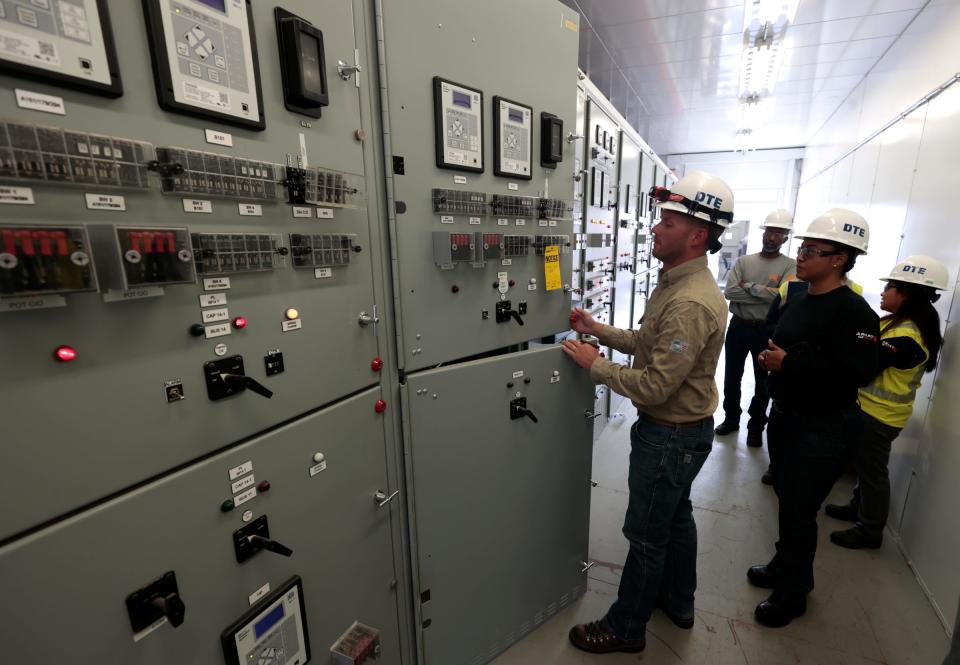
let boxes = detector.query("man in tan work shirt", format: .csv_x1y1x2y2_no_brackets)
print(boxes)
562,171,732,655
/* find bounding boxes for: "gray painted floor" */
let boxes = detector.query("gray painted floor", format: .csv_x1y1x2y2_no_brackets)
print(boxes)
491,366,950,664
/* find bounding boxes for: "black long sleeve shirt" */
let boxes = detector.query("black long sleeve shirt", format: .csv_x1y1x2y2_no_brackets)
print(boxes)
768,285,880,411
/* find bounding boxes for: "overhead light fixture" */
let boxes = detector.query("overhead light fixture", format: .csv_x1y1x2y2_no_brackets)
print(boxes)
738,0,799,99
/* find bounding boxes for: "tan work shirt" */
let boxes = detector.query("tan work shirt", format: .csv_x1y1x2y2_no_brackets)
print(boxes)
589,255,728,423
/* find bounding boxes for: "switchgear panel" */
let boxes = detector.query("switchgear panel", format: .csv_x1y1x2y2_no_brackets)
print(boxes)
433,76,483,172
89,224,195,289
493,96,531,179
0,0,122,95
143,0,264,128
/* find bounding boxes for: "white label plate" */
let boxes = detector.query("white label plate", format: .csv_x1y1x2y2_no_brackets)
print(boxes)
309,460,328,477
316,208,334,219
538,220,548,226
497,218,509,226
314,267,332,279
501,259,512,266
453,175,467,184
527,284,537,291
203,277,231,291
85,193,126,211
440,215,454,224
508,183,519,191
516,219,526,226
0,295,65,312
15,88,65,115
202,307,229,323
231,474,255,495
282,319,302,332
229,461,253,481
0,186,34,205
199,293,228,307
469,216,481,225
233,487,257,507
248,583,270,606
102,287,164,302
238,203,262,216
182,199,213,214
550,376,560,383
512,370,524,378
204,323,231,339
204,128,233,147
549,220,558,227
292,207,312,218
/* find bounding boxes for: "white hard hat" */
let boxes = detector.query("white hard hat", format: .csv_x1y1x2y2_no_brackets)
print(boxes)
649,170,734,228
885,255,950,290
795,208,869,254
760,209,793,231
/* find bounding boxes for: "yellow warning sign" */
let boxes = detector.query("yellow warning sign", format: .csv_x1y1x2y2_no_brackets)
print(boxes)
564,18,579,33
544,245,562,291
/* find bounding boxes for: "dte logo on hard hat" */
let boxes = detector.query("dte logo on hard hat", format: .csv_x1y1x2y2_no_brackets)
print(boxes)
842,223,866,237
902,265,927,275
695,192,723,209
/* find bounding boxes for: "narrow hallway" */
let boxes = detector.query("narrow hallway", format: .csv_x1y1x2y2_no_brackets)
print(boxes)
492,353,950,664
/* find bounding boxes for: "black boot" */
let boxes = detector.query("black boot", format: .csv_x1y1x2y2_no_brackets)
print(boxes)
715,420,740,435
830,526,882,549
747,563,781,589
755,595,806,628
825,503,858,522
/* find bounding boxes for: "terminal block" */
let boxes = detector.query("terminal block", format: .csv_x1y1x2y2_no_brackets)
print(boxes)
432,188,487,215
191,233,284,275
432,231,475,268
0,121,152,188
475,232,503,261
152,147,279,200
0,225,97,296
490,194,536,217
503,235,532,258
537,197,569,220
533,234,571,255
330,621,381,664
289,233,358,268
303,167,364,208
88,225,196,290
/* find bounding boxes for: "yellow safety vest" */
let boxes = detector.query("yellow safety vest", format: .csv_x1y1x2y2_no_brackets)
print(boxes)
859,319,929,428
777,278,863,306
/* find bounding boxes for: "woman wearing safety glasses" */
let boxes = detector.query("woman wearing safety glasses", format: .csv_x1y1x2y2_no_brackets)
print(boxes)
748,209,880,628
826,255,948,549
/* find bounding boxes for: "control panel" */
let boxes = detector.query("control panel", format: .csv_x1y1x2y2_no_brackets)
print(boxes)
493,96,532,179
0,0,122,95
433,76,483,172
143,0,264,128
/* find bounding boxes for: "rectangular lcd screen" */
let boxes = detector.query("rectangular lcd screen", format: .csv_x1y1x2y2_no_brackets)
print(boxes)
508,108,524,123
253,603,285,640
300,34,323,96
452,91,471,109
193,0,227,13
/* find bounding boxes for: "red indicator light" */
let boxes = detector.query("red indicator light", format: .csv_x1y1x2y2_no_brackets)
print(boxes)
374,399,387,414
371,357,384,372
54,345,77,362
233,316,248,329
257,480,271,492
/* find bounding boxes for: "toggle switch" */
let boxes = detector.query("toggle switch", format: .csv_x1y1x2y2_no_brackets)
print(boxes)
510,397,539,423
126,571,186,633
233,515,293,563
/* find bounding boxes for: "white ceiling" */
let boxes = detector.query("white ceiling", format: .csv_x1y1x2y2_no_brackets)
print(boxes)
565,0,928,155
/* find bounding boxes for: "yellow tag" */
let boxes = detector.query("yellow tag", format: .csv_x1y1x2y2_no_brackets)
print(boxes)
544,245,562,291
564,19,579,32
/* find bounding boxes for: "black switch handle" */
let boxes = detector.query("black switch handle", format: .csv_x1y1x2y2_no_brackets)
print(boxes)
150,592,186,627
248,535,293,557
509,310,525,326
522,408,539,423
221,373,274,399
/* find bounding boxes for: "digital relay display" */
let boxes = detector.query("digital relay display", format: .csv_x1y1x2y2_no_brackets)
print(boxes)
433,76,483,173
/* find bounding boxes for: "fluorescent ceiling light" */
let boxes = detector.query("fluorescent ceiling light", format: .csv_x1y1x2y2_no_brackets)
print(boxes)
739,0,799,99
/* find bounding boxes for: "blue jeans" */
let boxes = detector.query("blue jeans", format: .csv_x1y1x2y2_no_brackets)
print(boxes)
604,414,714,641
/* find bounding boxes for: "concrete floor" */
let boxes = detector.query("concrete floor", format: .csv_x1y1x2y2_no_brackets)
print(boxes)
491,366,951,664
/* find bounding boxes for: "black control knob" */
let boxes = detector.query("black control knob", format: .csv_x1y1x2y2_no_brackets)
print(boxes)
151,592,186,628
220,373,274,399
248,535,293,558
509,310,525,326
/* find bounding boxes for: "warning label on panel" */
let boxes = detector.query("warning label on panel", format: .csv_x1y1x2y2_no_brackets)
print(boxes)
183,81,230,111
0,27,60,67
544,245,562,291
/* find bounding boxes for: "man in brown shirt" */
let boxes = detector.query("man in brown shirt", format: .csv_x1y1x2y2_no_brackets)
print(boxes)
562,171,732,654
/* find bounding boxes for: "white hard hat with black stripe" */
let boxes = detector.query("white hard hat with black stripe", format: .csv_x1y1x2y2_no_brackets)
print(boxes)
649,170,735,229
885,255,949,290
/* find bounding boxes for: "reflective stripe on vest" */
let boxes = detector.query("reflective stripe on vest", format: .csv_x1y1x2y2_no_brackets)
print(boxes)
860,321,928,405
